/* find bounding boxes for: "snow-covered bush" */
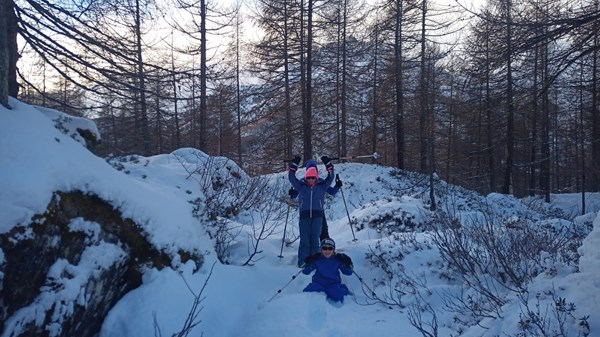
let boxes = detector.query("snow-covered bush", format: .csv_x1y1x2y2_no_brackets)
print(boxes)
353,196,428,234
429,205,589,334
516,289,590,337
173,150,289,265
178,152,260,221
364,232,435,311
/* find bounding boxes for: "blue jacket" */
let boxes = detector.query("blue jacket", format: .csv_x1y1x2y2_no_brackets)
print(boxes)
289,169,334,218
302,254,353,287
289,180,339,199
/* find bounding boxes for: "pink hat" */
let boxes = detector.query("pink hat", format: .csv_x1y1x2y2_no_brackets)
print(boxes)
305,167,318,179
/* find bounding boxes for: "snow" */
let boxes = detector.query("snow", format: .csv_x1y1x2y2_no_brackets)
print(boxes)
580,212,600,273
1,97,599,337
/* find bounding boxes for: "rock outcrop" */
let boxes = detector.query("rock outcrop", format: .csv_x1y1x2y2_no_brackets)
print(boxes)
0,190,203,337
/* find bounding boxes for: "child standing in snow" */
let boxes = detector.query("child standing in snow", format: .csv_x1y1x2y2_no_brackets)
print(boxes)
289,156,335,267
302,238,353,303
288,159,343,240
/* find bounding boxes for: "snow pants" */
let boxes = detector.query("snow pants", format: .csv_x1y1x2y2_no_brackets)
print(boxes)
298,216,323,267
303,282,350,302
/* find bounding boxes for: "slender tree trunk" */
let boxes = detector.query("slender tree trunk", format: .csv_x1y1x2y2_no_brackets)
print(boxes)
429,57,436,211
42,60,47,106
0,0,9,107
199,0,208,151
135,0,150,155
592,2,600,191
394,0,405,169
579,63,586,214
300,0,306,157
529,31,539,196
476,81,483,186
485,35,495,192
335,1,341,155
419,0,428,172
502,0,514,194
171,32,181,148
340,0,348,157
540,16,550,202
303,0,313,160
155,84,162,153
236,8,243,164
1,0,19,106
372,19,379,162
284,0,292,159
218,91,224,155
109,99,118,153
446,73,454,183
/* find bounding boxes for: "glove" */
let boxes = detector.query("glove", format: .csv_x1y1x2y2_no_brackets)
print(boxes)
335,253,353,268
321,156,333,173
335,177,343,188
289,156,302,172
304,253,320,266
288,187,298,199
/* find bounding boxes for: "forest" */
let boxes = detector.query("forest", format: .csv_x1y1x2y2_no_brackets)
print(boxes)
0,0,599,199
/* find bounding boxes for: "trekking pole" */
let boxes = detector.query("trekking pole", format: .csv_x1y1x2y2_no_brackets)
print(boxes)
256,155,301,169
278,202,291,258
353,270,378,298
331,152,380,161
337,174,357,242
267,270,303,302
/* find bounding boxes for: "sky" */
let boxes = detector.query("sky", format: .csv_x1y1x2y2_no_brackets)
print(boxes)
1,97,599,337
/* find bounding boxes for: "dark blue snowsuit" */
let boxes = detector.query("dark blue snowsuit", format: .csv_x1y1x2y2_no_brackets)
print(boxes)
302,254,353,302
289,179,339,240
289,169,334,266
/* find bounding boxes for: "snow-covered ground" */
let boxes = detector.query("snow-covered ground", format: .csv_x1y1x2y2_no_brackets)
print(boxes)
1,98,598,337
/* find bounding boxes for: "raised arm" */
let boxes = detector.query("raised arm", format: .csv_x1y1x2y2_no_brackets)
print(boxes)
288,156,303,190
321,156,335,186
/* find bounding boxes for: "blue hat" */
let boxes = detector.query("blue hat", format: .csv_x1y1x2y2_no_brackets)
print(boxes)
321,238,335,248
305,159,317,169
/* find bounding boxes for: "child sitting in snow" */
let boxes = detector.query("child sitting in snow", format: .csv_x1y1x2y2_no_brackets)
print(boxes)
301,238,353,303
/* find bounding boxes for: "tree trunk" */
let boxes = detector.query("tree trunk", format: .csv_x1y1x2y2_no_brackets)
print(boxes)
303,0,313,160
540,14,550,202
592,5,600,191
236,9,243,164
171,32,181,149
1,0,19,107
199,0,207,151
135,0,150,155
486,27,496,192
372,19,379,162
0,0,9,107
529,34,539,197
419,0,427,172
335,2,341,155
300,0,306,158
155,83,162,153
340,0,348,158
394,0,405,169
446,73,454,183
283,0,291,160
502,0,514,195
579,63,586,214
429,57,436,211
340,0,348,156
